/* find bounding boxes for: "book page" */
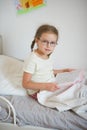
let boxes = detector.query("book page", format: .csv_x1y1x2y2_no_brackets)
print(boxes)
55,69,84,93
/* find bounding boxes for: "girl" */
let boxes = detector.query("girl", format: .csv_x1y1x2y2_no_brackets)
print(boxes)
22,24,73,100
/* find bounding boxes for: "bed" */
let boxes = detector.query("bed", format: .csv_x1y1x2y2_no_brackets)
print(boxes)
0,54,87,130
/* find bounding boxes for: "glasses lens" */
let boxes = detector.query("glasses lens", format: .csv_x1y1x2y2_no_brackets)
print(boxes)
39,38,57,47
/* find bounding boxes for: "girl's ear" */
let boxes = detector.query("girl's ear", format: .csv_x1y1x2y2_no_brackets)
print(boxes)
35,38,39,45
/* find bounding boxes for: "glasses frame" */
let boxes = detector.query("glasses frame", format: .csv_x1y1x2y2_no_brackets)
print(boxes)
39,38,57,47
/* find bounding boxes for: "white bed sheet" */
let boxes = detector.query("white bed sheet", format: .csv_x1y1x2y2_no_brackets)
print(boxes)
0,55,87,130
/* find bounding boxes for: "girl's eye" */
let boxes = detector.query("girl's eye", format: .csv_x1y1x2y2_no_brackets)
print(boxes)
50,42,55,45
43,40,48,43
39,38,57,47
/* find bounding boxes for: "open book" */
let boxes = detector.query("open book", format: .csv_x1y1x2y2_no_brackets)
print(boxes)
54,69,85,94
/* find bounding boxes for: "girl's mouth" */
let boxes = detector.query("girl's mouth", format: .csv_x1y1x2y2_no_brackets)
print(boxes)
45,48,51,52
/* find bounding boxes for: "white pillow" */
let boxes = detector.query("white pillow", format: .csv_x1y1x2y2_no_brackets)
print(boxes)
0,55,27,95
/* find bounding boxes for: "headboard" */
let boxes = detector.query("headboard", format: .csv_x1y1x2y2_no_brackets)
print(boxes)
0,35,3,54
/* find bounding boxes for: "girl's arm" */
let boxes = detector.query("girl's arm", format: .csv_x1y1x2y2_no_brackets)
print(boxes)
22,72,59,92
53,68,75,76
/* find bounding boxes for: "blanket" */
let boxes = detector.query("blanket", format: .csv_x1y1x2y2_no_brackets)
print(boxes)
37,70,87,120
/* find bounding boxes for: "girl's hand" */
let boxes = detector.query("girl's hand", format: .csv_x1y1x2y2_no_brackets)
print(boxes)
45,83,59,92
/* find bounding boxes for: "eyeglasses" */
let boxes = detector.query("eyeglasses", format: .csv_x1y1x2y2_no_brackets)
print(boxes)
39,38,57,47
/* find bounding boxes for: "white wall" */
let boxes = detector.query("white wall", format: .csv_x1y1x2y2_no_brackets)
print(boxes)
0,0,87,69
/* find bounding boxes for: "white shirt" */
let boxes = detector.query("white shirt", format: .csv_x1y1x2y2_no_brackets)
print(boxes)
23,51,55,94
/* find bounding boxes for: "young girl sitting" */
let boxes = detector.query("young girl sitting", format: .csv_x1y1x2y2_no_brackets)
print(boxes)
22,24,74,100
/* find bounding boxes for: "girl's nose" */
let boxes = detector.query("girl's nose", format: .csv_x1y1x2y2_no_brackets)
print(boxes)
47,42,51,47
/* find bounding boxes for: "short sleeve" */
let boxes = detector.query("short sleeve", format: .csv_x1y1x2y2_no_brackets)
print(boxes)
23,54,36,74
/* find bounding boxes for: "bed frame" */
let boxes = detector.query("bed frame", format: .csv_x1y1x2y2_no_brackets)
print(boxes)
0,35,3,54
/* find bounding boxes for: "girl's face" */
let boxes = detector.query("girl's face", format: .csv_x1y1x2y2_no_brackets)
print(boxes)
35,33,58,57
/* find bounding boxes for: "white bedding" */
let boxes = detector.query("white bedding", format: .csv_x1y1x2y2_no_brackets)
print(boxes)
0,55,87,130
0,55,27,95
37,70,87,120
